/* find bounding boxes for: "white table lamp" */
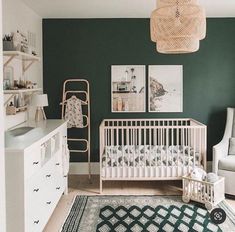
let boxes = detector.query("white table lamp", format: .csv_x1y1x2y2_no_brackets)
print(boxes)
31,94,48,121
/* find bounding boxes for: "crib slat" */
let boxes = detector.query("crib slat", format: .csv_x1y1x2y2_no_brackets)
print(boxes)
161,128,163,177
105,129,108,178
111,128,113,178
193,128,196,168
127,128,130,179
133,125,136,178
166,127,169,178
144,121,146,178
182,127,185,175
149,126,152,177
188,128,191,173
122,124,124,178
138,127,141,178
116,128,119,178
177,127,179,176
155,128,157,176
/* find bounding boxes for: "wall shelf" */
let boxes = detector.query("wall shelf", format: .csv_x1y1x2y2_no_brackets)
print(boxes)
4,88,42,95
3,51,40,72
4,88,42,106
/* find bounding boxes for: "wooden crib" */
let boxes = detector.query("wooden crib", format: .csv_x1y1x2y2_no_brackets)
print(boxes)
99,118,207,193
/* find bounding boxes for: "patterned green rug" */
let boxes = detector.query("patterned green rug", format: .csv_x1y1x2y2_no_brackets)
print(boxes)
61,196,235,232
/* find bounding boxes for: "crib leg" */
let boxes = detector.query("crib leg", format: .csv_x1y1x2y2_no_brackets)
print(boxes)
100,179,103,194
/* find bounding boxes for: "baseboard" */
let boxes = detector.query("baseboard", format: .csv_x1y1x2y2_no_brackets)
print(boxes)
69,161,213,175
69,162,100,175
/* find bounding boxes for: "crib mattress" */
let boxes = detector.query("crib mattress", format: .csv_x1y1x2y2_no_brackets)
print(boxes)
102,145,201,168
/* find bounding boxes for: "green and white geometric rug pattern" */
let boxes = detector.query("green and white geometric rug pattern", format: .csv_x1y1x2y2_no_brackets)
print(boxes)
61,196,235,232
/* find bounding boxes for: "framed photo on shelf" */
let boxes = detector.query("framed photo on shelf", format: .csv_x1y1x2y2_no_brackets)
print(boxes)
148,65,183,112
111,65,146,112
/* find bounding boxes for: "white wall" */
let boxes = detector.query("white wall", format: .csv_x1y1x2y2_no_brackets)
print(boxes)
0,0,6,229
3,0,42,130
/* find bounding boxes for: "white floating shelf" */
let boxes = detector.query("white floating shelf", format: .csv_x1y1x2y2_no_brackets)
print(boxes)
4,88,42,95
4,88,42,106
3,51,41,72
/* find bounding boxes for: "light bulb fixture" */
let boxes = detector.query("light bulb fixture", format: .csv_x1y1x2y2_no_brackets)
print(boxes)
150,0,206,54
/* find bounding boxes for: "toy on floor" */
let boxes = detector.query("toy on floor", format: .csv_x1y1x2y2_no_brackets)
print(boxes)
189,167,207,181
182,169,225,210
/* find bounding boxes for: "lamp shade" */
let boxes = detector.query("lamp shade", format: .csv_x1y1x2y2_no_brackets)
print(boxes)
31,94,48,107
150,0,206,54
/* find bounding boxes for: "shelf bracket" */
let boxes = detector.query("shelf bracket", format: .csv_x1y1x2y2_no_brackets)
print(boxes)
23,60,35,73
4,94,16,106
4,55,17,68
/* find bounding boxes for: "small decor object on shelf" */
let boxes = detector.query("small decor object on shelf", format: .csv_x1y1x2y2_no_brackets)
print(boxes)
3,66,14,90
25,81,37,89
6,102,17,115
31,94,48,121
150,0,206,54
13,30,29,53
111,65,146,112
3,79,10,90
3,34,14,51
182,171,225,210
148,65,183,112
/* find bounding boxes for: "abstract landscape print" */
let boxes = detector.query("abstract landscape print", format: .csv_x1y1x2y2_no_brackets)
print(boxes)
148,65,183,112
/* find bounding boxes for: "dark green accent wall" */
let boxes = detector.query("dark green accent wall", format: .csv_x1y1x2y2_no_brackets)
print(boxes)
43,18,235,162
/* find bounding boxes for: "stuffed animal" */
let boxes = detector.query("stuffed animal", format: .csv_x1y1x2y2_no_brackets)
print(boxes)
206,172,219,183
187,168,207,196
189,167,207,181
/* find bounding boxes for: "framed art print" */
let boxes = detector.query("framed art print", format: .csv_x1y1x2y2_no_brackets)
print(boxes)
111,65,146,112
148,65,183,112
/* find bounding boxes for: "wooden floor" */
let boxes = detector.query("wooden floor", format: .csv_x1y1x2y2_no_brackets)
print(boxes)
44,175,235,232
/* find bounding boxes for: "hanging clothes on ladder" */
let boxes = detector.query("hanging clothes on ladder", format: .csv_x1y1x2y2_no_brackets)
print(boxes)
61,79,91,181
65,95,84,128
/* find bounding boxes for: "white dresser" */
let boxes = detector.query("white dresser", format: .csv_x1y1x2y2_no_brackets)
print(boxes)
5,120,68,232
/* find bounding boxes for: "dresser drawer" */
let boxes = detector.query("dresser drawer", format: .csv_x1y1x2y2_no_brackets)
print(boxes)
25,174,45,232
54,170,65,197
25,172,44,213
26,217,44,232
25,209,47,232
24,145,42,179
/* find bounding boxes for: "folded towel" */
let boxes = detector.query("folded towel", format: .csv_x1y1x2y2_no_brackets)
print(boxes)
65,95,83,128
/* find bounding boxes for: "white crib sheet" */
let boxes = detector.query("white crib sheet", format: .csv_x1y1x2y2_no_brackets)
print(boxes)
102,145,201,168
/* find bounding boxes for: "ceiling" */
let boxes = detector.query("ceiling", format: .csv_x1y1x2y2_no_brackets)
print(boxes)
22,0,235,18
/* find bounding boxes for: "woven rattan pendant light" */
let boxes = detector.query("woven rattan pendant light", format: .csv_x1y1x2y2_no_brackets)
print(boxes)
150,0,206,54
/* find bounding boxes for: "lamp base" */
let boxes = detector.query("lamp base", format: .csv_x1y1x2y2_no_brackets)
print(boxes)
35,107,47,122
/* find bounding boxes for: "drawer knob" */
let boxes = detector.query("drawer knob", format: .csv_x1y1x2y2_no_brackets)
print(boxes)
33,188,39,192
46,174,51,178
56,187,60,190
33,161,39,165
56,163,60,166
46,201,51,205
34,220,39,224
